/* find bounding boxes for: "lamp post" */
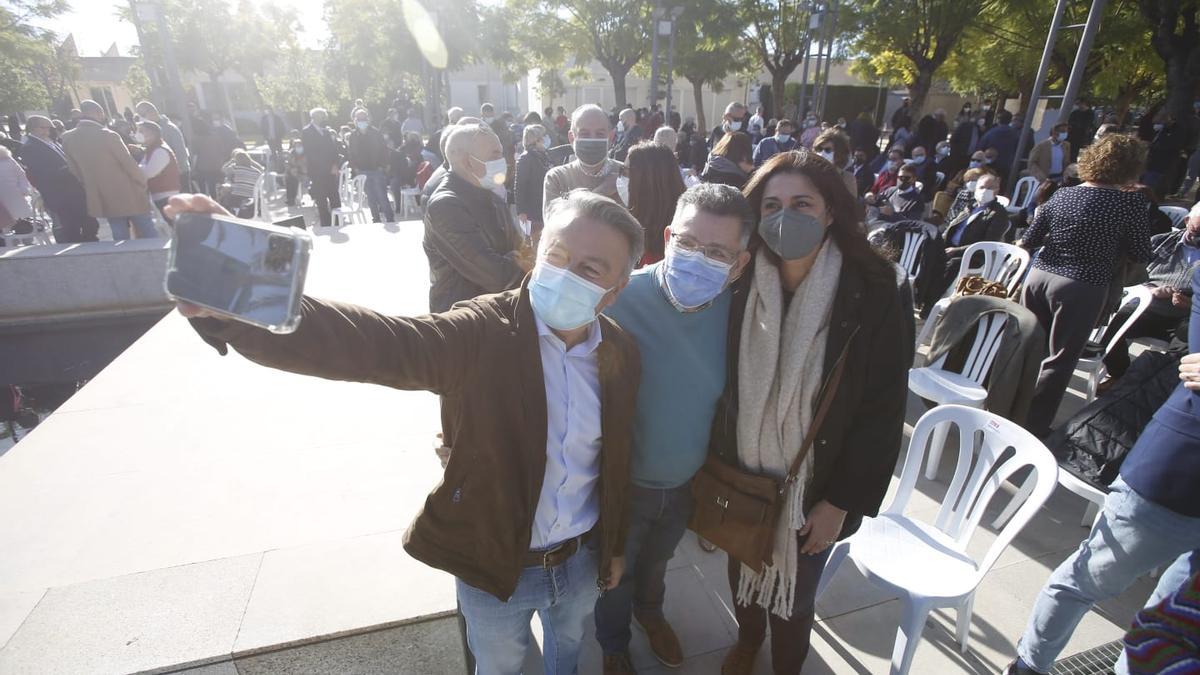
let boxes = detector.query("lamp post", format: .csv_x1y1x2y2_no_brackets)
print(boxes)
649,1,662,109
131,0,191,141
663,6,684,123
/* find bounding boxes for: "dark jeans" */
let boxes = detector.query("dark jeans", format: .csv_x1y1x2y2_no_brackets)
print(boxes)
47,206,99,243
594,483,693,655
727,532,832,675
1101,305,1188,378
1022,268,1109,437
285,172,300,207
309,173,341,228
195,170,223,198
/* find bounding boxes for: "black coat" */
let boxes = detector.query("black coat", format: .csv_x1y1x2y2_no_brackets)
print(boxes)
943,201,1010,250
301,123,341,176
514,149,550,223
709,253,914,540
17,137,87,215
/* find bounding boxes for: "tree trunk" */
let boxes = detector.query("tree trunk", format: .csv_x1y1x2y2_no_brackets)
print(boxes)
772,70,788,119
609,65,629,109
691,78,707,132
908,69,934,120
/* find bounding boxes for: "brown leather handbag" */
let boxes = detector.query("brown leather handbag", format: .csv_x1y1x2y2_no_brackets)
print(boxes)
689,338,852,572
955,274,1009,299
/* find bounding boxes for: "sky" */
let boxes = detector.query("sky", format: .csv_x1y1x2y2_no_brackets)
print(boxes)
38,0,330,56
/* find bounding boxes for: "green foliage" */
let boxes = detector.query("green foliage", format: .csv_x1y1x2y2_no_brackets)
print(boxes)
255,44,336,116
847,0,990,116
0,0,71,111
124,62,153,102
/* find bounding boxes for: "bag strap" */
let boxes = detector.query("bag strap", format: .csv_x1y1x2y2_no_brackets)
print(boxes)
783,326,858,488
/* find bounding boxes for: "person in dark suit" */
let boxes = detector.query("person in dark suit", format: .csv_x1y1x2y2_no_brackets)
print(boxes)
301,108,342,228
17,115,98,242
936,172,1010,298
259,106,287,164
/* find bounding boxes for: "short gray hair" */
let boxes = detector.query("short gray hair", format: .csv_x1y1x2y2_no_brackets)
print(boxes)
522,123,547,148
672,183,755,246
653,126,678,148
447,106,464,124
571,104,609,133
543,189,645,276
444,123,499,170
309,107,327,122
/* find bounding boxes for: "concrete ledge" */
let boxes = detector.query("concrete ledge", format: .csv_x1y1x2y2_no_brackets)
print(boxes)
0,238,170,322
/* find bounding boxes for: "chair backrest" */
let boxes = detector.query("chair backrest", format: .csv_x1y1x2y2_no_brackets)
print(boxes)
1010,176,1039,210
1160,205,1189,230
337,162,352,191
349,174,367,209
935,171,946,190
885,404,1058,579
955,241,1031,296
995,195,1010,208
930,310,1008,384
252,172,269,220
1089,285,1154,357
898,230,928,279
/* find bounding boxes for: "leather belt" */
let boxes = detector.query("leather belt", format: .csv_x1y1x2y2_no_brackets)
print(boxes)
523,536,583,569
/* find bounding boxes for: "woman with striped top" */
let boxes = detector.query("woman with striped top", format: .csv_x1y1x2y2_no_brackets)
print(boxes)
221,149,263,218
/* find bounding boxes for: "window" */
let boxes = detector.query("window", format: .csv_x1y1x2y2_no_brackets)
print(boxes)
89,87,118,117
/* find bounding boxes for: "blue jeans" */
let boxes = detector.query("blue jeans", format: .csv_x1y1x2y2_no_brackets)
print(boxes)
456,540,599,675
107,213,158,240
594,483,692,655
1017,478,1200,673
362,170,394,222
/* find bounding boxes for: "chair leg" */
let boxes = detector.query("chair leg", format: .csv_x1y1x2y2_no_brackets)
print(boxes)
815,541,850,601
891,596,933,675
992,473,1036,529
924,419,951,481
955,592,974,654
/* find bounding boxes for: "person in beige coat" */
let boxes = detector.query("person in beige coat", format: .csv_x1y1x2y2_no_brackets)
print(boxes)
60,100,158,240
1026,123,1072,184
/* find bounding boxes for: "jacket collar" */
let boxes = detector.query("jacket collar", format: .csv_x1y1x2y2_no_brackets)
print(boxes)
445,171,495,203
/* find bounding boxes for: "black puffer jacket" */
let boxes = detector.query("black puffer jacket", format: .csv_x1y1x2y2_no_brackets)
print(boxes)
1047,349,1183,490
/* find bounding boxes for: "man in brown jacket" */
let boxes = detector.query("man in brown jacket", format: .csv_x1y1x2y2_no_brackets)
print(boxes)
60,99,157,240
171,189,642,675
1026,122,1072,183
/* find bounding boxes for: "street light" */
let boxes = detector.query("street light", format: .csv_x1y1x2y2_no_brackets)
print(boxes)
663,6,684,125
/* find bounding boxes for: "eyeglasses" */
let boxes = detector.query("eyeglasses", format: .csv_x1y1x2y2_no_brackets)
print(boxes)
670,232,740,265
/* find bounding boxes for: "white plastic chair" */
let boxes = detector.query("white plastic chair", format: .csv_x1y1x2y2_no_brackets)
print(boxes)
916,242,1031,349
909,310,1009,480
1076,285,1154,403
898,230,928,282
1006,176,1039,215
1161,205,1189,230
816,405,1058,675
935,171,946,190
398,187,422,220
337,161,352,196
331,174,368,228
996,195,1010,209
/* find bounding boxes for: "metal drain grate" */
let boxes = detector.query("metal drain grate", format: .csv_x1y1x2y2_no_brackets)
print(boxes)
1050,640,1123,675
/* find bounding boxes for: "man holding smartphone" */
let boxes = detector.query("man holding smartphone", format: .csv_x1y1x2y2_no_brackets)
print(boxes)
1100,202,1200,389
168,189,642,675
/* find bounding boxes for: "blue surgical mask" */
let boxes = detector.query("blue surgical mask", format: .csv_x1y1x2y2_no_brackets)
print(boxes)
758,208,826,261
776,133,791,143
726,120,742,132
356,121,369,131
1056,132,1068,142
528,262,610,331
909,154,926,164
661,245,732,311
969,160,982,168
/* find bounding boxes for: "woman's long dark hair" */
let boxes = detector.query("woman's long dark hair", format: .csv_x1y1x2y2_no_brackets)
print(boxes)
627,141,686,261
742,149,893,282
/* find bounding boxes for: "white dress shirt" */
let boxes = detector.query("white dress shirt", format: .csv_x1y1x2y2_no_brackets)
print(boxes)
529,315,604,550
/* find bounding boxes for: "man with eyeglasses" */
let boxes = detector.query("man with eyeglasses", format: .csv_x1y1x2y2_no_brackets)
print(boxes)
595,183,754,674
19,114,99,242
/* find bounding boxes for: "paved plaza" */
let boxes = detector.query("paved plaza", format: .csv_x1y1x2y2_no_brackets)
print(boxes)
0,209,1158,674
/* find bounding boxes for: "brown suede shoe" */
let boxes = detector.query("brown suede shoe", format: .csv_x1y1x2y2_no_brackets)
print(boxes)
634,611,684,667
721,641,761,675
603,651,637,674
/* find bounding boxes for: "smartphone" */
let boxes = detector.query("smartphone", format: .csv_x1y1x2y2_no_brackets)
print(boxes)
165,212,312,333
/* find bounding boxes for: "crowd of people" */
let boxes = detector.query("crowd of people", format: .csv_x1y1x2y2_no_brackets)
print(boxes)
3,72,1198,672
142,87,1200,675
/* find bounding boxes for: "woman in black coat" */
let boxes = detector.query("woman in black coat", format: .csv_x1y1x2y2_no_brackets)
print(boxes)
514,123,551,241
712,150,913,674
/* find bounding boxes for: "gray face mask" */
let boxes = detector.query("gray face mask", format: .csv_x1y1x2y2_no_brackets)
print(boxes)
574,138,609,166
758,208,827,261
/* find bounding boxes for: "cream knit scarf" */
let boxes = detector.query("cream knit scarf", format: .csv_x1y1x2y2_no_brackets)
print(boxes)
735,241,842,619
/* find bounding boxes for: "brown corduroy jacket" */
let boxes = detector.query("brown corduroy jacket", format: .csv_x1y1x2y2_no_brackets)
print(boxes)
190,283,639,601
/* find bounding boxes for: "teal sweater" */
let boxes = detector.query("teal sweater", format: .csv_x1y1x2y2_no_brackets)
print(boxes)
604,263,731,488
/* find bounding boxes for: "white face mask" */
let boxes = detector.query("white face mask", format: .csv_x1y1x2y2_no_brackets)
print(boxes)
938,146,951,158
1056,131,1067,142
975,186,995,205
133,132,146,144
617,121,625,133
818,150,834,163
615,176,630,205
542,136,552,150
910,154,926,164
726,120,742,132
776,133,791,143
474,155,507,194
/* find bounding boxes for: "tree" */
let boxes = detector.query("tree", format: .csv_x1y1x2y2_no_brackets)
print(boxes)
673,0,746,130
124,63,153,103
560,1,649,108
740,0,810,119
1139,1,1200,142
0,0,71,112
850,0,992,118
254,45,335,120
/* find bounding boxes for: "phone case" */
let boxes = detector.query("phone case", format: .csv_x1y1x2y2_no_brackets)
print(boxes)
165,213,313,334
